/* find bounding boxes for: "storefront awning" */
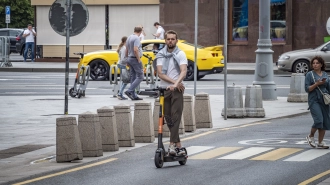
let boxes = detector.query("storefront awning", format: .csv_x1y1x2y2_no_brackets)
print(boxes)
271,0,286,6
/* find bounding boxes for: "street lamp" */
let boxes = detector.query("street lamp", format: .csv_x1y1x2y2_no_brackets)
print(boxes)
253,0,277,100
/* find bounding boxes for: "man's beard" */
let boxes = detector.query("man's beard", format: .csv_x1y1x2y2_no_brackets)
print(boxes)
167,44,176,49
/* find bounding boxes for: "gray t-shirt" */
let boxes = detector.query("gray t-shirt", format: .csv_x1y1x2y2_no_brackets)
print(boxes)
126,34,142,58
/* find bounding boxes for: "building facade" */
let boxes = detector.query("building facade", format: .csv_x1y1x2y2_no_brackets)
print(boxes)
159,0,330,63
31,0,159,61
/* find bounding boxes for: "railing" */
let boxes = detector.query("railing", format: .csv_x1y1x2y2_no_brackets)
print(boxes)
0,36,11,67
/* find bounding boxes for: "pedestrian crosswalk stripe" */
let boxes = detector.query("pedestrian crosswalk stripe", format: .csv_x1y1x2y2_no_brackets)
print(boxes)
250,148,303,161
189,147,242,159
283,149,330,162
186,146,214,156
218,147,274,160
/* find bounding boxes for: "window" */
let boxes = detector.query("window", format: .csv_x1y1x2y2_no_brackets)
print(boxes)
270,0,286,42
0,31,8,36
231,0,248,42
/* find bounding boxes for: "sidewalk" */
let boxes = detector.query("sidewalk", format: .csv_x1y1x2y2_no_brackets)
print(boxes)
0,61,291,75
0,93,310,184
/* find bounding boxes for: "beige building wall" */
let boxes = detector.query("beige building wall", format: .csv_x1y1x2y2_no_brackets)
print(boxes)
108,5,159,46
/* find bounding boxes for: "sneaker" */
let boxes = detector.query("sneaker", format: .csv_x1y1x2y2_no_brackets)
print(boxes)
175,147,186,156
132,96,143,101
168,144,176,156
117,94,127,100
317,142,329,149
306,135,316,148
124,91,135,100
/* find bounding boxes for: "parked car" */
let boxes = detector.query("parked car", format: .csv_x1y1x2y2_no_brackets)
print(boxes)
277,41,330,74
77,39,225,81
0,28,23,53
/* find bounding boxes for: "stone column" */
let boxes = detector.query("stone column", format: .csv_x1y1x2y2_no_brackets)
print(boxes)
222,86,246,118
183,94,196,132
287,73,308,102
56,116,83,162
78,111,103,157
195,92,213,128
245,85,265,117
97,106,119,151
114,104,135,147
133,102,155,143
179,115,185,134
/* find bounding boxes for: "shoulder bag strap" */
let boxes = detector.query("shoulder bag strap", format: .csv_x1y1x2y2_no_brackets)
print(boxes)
311,71,325,95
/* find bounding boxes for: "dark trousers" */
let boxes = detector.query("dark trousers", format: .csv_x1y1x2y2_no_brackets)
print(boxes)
164,89,184,143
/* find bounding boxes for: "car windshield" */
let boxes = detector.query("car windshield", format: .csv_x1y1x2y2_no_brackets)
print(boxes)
182,41,204,49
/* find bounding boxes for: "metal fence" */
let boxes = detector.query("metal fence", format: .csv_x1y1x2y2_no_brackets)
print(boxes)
0,36,12,67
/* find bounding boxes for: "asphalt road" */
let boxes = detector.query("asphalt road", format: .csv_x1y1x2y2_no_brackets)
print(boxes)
0,72,292,96
10,114,330,185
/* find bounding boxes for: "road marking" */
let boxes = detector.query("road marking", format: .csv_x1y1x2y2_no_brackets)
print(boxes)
284,149,330,161
218,147,274,160
186,146,214,155
181,131,216,142
250,148,303,161
219,122,270,131
298,169,330,185
13,158,118,185
190,147,242,159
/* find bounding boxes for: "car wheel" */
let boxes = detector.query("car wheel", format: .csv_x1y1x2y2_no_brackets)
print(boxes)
89,59,109,81
185,60,197,81
293,60,310,74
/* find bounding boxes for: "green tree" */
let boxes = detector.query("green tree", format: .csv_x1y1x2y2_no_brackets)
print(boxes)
0,0,34,28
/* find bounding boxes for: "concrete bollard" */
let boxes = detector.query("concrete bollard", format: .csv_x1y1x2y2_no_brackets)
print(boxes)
195,92,213,128
78,111,103,157
97,106,119,151
133,102,155,143
153,99,170,137
245,85,265,117
287,73,308,102
221,86,246,118
183,94,196,132
114,104,135,147
56,116,83,162
179,115,185,134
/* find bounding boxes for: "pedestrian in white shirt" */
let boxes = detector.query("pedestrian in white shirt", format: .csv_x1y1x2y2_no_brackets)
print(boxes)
138,25,146,41
23,24,37,62
153,22,165,40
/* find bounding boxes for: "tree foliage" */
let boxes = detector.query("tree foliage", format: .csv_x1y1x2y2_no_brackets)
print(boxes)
0,0,34,28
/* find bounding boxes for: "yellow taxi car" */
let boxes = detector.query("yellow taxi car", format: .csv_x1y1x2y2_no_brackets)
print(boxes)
77,39,224,81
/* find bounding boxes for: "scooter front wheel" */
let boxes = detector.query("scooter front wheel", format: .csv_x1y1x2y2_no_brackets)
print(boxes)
69,88,76,97
154,152,163,168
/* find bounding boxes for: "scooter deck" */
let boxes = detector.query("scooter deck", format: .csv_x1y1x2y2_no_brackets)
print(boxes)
163,154,188,162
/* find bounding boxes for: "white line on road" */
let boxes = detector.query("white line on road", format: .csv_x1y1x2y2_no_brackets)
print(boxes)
186,146,215,156
284,149,330,161
218,147,274,160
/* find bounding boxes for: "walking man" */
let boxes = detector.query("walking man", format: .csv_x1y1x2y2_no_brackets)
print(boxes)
23,24,37,62
124,27,143,101
152,22,165,40
155,30,187,155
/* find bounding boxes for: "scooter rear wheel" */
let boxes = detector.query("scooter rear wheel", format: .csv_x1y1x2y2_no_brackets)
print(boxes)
178,148,188,165
154,152,163,168
69,88,76,97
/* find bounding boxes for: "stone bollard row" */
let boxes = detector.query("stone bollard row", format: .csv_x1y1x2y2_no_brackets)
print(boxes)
287,73,308,102
195,92,213,128
222,85,265,118
97,107,119,151
56,116,83,162
114,104,135,147
133,102,154,143
78,111,103,157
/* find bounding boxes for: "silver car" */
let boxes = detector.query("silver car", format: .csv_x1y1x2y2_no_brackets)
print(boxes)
277,41,330,74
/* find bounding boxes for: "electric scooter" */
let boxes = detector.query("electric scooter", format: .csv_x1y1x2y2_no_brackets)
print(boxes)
145,87,188,168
